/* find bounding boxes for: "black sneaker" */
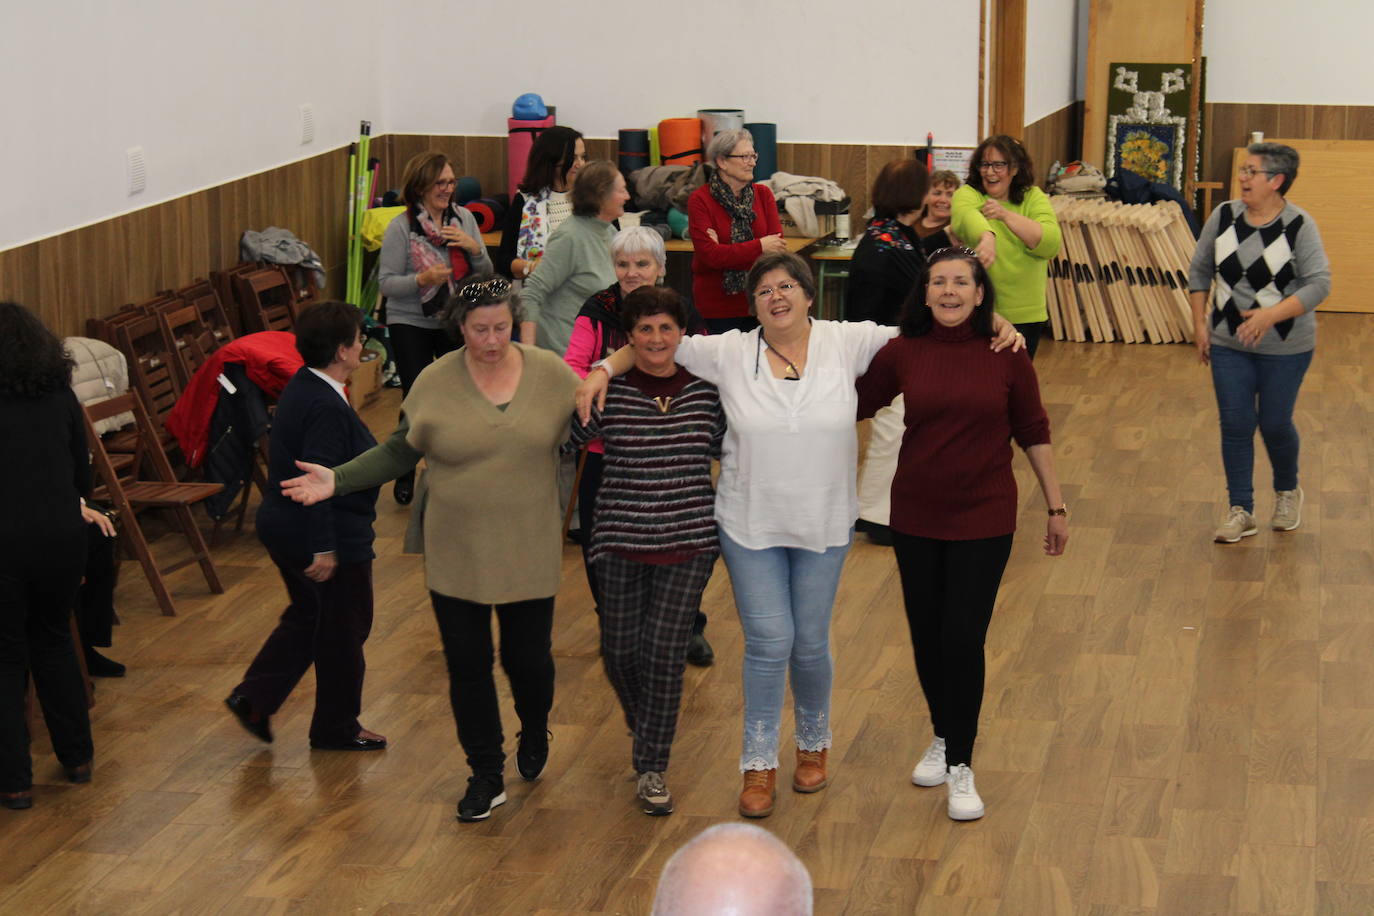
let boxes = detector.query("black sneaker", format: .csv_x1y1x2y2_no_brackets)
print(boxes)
685,632,714,667
456,776,506,822
516,729,551,780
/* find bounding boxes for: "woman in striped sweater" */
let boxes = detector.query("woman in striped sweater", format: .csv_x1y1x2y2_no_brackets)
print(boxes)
567,286,725,817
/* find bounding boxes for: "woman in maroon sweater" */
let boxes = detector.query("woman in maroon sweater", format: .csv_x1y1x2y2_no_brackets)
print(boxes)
687,128,786,332
856,247,1069,822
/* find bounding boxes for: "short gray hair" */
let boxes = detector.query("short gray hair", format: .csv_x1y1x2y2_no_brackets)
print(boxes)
1248,141,1300,196
610,226,667,270
651,823,812,916
707,128,754,168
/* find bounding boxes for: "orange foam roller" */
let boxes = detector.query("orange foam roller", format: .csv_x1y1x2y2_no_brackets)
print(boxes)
657,118,703,166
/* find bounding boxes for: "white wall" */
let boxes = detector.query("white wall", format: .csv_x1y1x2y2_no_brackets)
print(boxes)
384,0,982,146
1203,0,1374,103
4,0,1071,252
1024,0,1082,124
0,0,383,250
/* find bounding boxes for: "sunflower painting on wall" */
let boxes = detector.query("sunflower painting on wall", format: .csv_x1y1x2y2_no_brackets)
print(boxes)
1105,63,1191,190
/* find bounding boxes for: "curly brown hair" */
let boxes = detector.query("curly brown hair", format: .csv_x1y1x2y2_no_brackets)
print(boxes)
966,135,1035,204
0,302,74,398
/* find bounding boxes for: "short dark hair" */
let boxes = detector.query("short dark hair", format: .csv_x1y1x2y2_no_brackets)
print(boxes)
571,161,620,217
1249,141,1300,195
294,301,364,369
899,247,997,338
0,301,74,398
620,286,688,333
744,251,816,315
439,274,525,340
966,135,1035,204
871,159,929,220
519,126,584,194
400,151,450,211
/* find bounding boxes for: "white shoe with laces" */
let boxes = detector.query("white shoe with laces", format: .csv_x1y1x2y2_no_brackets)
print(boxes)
911,737,948,787
946,764,985,820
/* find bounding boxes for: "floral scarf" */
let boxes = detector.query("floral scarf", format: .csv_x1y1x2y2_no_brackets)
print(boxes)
408,207,469,307
865,216,917,253
708,172,757,294
517,188,551,262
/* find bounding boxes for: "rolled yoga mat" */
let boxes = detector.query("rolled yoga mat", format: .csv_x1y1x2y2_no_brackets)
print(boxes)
507,115,556,200
454,176,482,206
698,109,745,153
618,129,650,176
666,206,690,239
464,198,507,234
657,118,703,166
745,122,778,182
648,127,661,169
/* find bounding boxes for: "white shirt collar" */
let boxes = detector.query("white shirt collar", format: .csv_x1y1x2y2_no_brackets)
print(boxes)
308,367,349,404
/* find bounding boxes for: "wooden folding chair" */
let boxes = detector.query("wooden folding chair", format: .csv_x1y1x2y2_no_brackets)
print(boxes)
172,279,235,349
115,315,182,452
82,391,225,617
86,303,148,347
233,266,299,333
158,304,216,389
210,261,261,336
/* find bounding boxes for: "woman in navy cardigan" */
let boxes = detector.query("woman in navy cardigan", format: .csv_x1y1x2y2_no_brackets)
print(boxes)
225,302,386,751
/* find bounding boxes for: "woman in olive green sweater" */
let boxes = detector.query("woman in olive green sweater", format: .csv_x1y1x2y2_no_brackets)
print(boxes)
951,135,1062,359
282,277,579,824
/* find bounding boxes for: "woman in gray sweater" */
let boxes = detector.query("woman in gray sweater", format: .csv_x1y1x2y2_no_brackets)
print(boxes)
379,151,494,503
521,160,627,355
1188,141,1330,543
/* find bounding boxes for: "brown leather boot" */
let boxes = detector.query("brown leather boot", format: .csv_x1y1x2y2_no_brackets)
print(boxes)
738,768,777,818
793,747,829,793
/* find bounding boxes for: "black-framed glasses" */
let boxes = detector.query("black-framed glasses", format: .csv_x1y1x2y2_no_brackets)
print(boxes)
977,161,1010,173
1237,166,1274,179
458,277,512,302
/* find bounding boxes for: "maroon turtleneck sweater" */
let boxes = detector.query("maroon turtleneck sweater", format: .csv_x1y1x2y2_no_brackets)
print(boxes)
856,319,1050,540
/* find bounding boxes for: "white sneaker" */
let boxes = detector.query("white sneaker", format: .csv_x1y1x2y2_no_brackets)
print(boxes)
911,737,947,786
1272,488,1303,531
946,764,985,820
1214,506,1258,543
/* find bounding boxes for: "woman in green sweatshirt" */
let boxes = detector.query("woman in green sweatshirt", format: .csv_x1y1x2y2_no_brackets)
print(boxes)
951,135,1062,359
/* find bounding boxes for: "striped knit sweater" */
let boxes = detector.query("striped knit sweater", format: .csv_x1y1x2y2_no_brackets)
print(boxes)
568,368,725,563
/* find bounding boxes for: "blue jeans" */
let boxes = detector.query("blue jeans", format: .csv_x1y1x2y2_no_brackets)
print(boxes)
718,526,852,771
1210,344,1313,512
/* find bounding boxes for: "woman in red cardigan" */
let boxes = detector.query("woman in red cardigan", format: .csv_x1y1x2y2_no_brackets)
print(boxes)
687,128,786,332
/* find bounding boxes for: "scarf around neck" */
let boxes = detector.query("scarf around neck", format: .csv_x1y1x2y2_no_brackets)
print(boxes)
708,172,756,294
409,206,470,305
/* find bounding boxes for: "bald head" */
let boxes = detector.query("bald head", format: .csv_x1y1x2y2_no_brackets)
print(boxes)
651,823,812,916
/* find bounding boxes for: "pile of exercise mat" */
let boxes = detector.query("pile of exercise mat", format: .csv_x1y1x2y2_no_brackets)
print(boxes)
615,110,780,239
1045,198,1197,344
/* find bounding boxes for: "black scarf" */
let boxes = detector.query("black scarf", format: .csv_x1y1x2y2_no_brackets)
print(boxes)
708,172,757,294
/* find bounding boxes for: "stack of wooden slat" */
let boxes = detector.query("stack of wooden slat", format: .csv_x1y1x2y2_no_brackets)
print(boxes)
1046,198,1198,344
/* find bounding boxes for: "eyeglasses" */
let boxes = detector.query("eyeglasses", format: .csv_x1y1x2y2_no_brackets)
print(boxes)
433,178,458,189
977,161,1010,173
753,281,801,300
1237,166,1274,179
458,277,512,302
726,153,759,162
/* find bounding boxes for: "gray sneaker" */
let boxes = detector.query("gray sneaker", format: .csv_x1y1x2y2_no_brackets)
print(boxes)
636,771,673,816
1272,488,1303,531
1214,506,1258,543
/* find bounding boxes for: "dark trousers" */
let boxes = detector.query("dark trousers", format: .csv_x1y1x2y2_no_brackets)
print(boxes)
233,553,375,744
577,454,705,634
389,323,457,398
596,552,715,773
75,522,116,649
891,531,1013,767
0,551,93,792
430,593,556,778
1014,321,1044,361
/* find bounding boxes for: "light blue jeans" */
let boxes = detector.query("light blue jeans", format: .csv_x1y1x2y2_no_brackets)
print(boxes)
718,526,852,771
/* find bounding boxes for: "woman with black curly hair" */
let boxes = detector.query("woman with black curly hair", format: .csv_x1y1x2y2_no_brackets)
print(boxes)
0,302,99,810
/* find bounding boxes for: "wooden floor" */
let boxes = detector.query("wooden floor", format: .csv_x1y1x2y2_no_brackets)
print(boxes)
4,314,1373,914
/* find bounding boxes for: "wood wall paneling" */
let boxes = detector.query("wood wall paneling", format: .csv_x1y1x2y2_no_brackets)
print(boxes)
1201,103,1374,189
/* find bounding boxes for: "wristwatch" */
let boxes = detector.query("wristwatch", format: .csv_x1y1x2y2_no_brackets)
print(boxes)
1048,505,1068,518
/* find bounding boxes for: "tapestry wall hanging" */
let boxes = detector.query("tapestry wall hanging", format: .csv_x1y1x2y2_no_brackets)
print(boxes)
1105,63,1192,191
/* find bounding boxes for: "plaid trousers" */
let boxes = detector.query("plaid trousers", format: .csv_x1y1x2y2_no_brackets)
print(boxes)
595,551,717,774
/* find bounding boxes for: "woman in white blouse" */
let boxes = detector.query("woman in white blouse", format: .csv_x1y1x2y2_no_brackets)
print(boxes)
578,251,1022,818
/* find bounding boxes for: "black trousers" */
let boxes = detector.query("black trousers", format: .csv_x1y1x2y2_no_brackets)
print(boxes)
430,593,556,778
0,548,93,792
1014,321,1044,361
233,553,375,744
389,323,458,398
891,531,1013,767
